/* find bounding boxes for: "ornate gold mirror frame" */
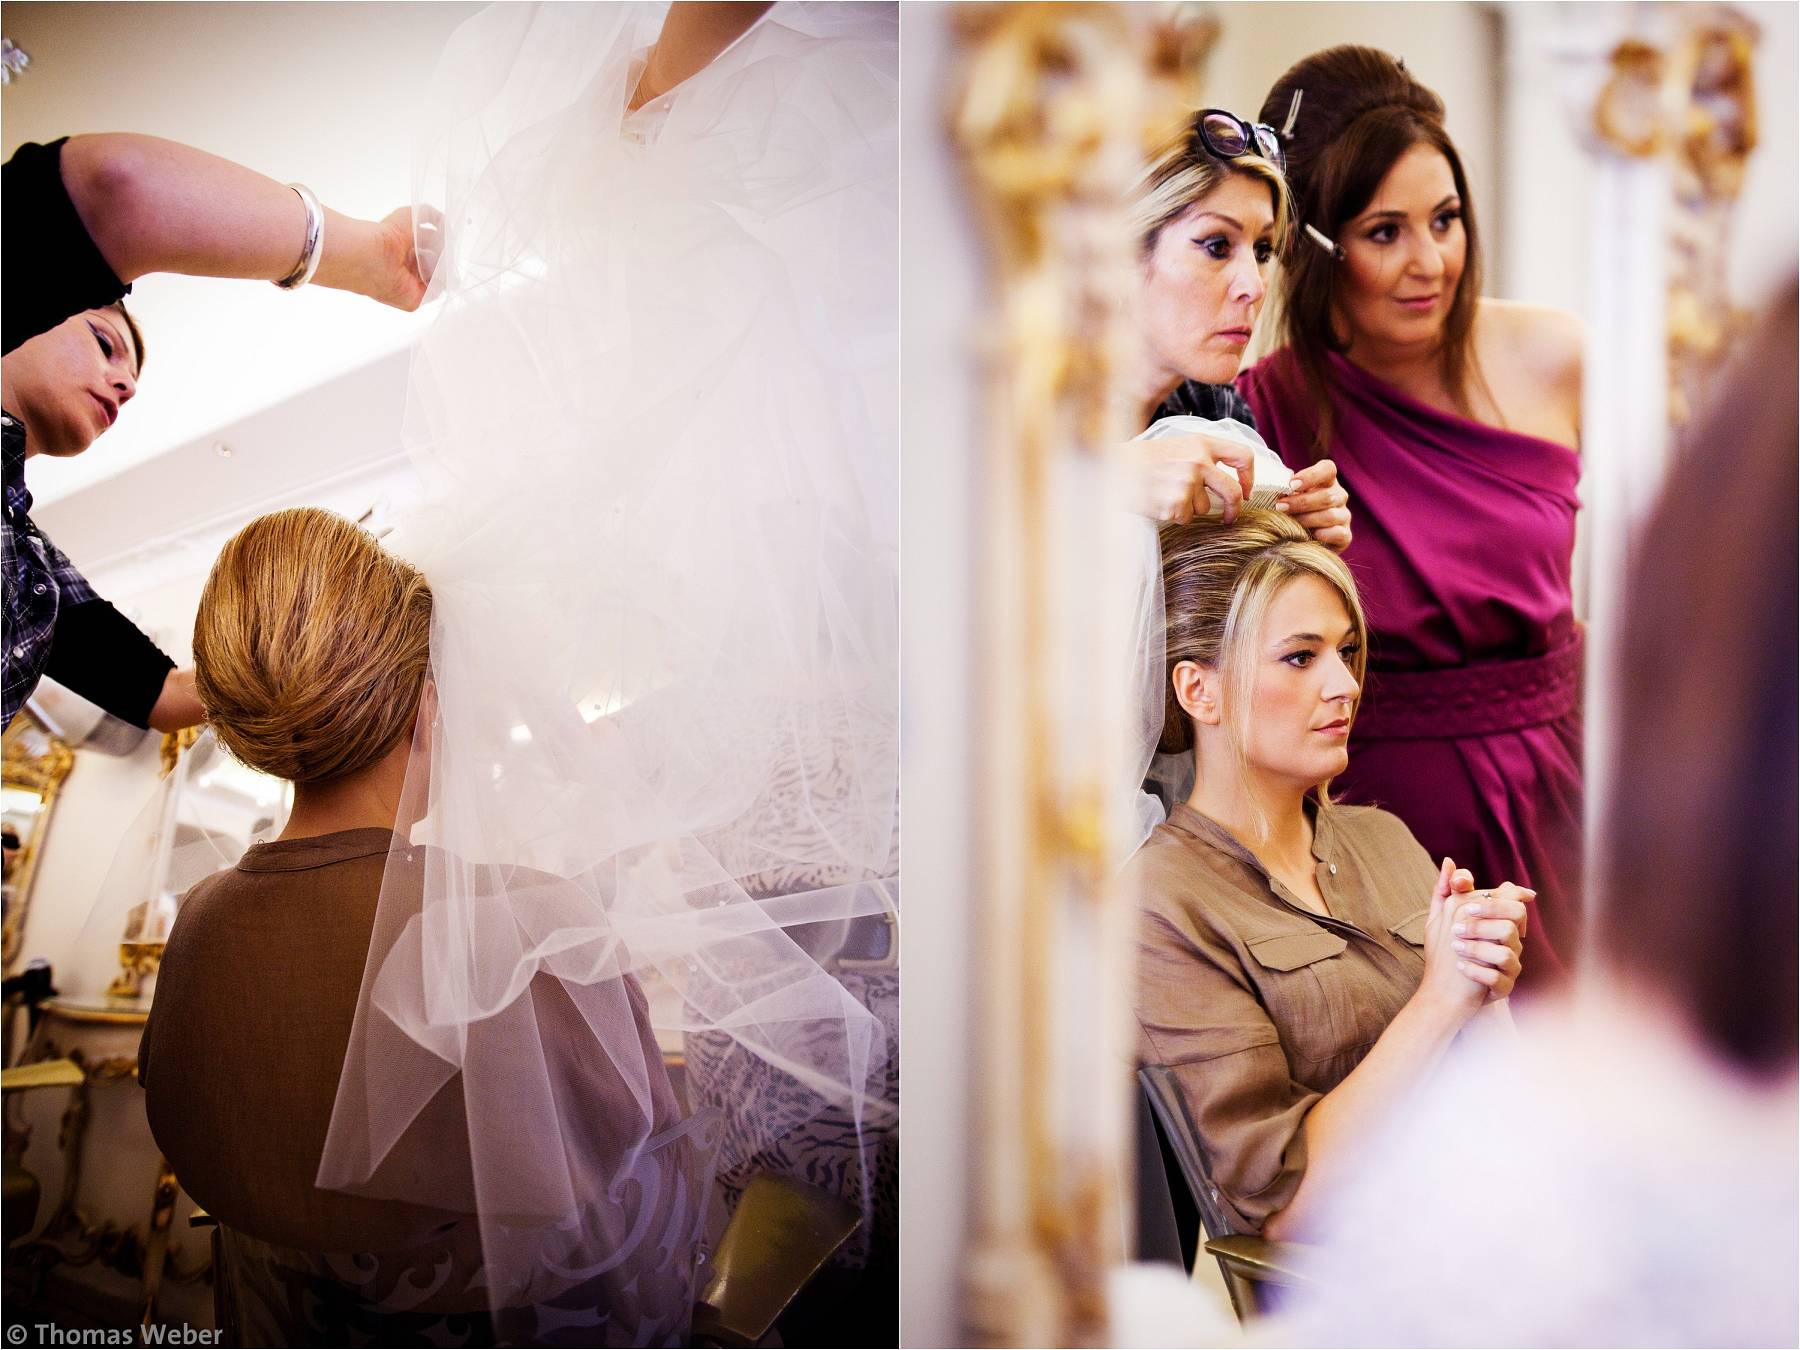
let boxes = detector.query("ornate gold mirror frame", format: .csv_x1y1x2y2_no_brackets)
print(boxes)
2,708,76,973
950,6,1213,1343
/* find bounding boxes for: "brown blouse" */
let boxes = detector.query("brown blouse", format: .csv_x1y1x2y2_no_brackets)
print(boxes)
139,828,703,1341
1128,800,1439,1234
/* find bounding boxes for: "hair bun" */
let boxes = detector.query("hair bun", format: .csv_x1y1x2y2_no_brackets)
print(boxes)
1261,45,1444,160
194,508,432,786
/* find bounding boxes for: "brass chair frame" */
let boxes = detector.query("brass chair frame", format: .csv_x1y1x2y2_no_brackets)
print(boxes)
1135,1065,1317,1322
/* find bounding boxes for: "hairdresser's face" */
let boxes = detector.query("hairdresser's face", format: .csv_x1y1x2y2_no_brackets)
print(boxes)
1240,575,1360,790
1,309,140,457
1141,174,1276,386
1333,142,1466,356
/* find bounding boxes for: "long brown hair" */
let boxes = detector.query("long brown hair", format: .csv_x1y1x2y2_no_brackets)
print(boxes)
1599,281,1797,1077
1259,46,1485,457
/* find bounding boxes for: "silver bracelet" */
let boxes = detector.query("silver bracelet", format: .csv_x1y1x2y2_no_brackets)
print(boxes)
274,182,324,290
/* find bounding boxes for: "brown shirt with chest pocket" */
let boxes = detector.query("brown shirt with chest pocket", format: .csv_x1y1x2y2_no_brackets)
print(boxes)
1128,799,1439,1235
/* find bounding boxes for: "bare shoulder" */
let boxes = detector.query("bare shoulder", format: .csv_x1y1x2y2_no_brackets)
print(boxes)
1477,297,1584,384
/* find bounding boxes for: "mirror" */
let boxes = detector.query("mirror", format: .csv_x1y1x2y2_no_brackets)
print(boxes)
105,729,292,1002
1,708,76,973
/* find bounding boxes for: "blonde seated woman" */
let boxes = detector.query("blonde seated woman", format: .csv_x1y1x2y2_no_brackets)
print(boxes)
1127,509,1530,1242
139,508,703,1346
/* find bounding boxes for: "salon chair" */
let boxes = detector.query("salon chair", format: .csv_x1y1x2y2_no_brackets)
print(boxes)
191,1169,859,1347
1135,1065,1317,1322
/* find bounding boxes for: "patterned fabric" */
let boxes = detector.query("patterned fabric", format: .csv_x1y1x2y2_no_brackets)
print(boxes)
216,1198,707,1348
3,414,174,730
1153,379,1258,430
4,413,95,728
682,724,900,1323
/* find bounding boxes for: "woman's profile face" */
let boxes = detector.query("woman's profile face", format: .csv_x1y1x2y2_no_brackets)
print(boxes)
1235,574,1360,789
1,308,140,457
1332,141,1467,357
1139,172,1276,387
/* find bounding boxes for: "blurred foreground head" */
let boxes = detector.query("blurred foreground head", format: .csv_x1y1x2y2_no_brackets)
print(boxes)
1602,280,1798,1077
194,507,433,784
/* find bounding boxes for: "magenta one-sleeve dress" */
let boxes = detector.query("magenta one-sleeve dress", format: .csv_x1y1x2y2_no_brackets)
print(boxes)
1238,349,1583,989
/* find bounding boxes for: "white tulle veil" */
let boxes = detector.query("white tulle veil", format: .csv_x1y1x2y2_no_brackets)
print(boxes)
311,3,898,1334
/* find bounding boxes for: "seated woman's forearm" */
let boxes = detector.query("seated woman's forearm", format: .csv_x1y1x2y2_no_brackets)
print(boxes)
1261,990,1468,1241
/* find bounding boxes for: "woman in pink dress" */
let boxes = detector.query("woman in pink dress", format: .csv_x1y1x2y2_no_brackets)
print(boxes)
1238,47,1584,988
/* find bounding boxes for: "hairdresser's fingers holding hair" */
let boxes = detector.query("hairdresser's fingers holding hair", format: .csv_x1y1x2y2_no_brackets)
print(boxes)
1278,460,1353,551
1127,434,1251,524
1276,459,1345,516
1298,507,1352,552
1197,458,1245,524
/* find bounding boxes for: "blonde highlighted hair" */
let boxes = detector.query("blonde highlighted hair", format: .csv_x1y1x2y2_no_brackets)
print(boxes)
194,507,433,784
1132,112,1291,255
1158,509,1366,831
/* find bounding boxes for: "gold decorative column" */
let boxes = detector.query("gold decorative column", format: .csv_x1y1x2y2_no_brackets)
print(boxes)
1556,5,1762,927
948,6,1209,1344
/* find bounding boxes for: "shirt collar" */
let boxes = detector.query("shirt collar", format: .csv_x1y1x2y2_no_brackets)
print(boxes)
1167,795,1339,880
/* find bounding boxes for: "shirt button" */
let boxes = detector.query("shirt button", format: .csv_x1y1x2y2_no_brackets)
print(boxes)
10,645,23,658
1328,863,1338,875
32,583,46,595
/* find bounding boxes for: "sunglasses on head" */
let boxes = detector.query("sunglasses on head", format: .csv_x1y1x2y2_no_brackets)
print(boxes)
1192,109,1284,172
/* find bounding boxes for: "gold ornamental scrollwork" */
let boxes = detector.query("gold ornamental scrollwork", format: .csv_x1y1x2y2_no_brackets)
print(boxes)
158,725,202,779
2,709,76,972
1595,39,1666,158
1590,15,1761,427
1665,15,1758,426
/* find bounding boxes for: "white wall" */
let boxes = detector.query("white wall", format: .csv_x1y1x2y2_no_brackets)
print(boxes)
1499,1,1797,315
898,9,980,1345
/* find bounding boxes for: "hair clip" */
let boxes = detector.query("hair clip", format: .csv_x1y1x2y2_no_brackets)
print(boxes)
1303,223,1344,261
1280,88,1304,137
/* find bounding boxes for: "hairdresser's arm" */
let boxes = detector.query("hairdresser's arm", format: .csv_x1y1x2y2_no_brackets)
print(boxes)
147,669,205,734
629,2,774,110
1262,866,1529,1241
57,134,431,311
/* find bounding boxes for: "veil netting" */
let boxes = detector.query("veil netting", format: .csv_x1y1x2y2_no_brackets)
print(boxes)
312,4,899,1341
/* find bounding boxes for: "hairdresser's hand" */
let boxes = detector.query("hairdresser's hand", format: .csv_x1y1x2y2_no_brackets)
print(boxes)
1125,432,1258,525
1276,458,1352,552
318,205,441,312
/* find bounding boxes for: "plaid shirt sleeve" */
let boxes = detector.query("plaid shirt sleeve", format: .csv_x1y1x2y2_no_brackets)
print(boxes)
5,499,171,730
39,531,98,606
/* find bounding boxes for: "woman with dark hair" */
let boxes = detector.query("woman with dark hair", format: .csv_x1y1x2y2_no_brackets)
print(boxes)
1268,281,1797,1348
1235,46,1585,989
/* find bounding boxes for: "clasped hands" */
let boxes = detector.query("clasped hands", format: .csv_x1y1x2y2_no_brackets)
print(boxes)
1126,431,1352,550
1422,857,1533,1011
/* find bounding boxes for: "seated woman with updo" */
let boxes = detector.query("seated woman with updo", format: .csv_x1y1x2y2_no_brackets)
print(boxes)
1128,509,1531,1241
139,507,699,1345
